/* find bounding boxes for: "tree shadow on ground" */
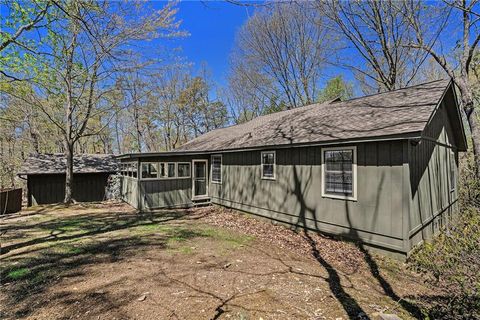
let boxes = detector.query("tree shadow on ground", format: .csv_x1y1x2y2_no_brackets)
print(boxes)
287,163,425,319
0,207,201,255
0,206,211,318
289,165,369,319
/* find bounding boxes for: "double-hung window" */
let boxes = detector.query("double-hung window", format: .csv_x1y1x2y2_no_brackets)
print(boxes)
322,146,356,200
261,151,276,179
211,155,222,183
141,162,158,179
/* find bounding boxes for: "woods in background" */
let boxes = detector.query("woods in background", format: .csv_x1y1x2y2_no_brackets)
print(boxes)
1,0,479,195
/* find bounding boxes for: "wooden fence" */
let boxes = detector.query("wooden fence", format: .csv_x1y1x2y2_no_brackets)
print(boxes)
0,188,22,214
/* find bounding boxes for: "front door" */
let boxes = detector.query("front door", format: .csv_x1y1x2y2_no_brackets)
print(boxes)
192,160,208,198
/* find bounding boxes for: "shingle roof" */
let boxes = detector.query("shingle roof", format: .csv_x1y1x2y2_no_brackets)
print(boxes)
176,79,452,152
18,153,119,175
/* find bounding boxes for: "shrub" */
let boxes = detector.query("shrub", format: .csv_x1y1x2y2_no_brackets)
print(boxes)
458,151,480,209
409,206,480,319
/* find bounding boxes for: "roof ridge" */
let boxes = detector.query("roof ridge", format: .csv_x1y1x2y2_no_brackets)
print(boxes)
337,78,449,104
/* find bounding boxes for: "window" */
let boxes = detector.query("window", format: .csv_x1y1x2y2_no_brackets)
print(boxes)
159,162,176,178
177,163,191,178
261,151,275,179
211,155,222,183
131,162,138,178
168,163,176,177
322,147,357,200
141,162,158,179
449,150,456,192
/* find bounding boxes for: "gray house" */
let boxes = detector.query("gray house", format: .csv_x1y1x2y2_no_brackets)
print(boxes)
19,153,118,206
118,79,467,258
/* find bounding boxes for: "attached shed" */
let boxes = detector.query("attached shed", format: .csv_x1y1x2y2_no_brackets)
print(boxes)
118,79,468,259
18,154,118,206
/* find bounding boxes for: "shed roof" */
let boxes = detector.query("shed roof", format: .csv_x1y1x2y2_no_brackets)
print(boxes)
18,153,119,175
175,79,456,152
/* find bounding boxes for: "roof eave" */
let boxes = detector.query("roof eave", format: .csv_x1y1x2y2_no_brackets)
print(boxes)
117,131,423,159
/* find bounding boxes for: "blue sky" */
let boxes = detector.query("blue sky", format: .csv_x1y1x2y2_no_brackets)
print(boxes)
152,1,254,86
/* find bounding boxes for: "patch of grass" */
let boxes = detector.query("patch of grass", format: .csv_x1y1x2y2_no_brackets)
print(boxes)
168,228,204,243
199,227,253,248
52,244,84,255
177,246,195,254
51,218,86,232
129,222,173,232
7,267,31,280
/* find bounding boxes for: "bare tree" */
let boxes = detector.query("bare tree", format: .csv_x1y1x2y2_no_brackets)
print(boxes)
230,2,332,110
319,0,427,93
1,1,184,203
400,0,480,174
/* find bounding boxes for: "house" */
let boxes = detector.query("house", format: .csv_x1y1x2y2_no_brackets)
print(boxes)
117,79,467,258
18,153,119,206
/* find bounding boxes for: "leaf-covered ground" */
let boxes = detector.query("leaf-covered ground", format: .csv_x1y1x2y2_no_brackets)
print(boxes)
0,202,439,319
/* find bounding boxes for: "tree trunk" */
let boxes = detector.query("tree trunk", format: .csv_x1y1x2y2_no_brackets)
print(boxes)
64,139,74,204
466,104,480,176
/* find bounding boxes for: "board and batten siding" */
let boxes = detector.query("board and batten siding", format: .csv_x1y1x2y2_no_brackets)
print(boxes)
407,101,459,250
140,179,192,209
28,173,111,206
120,155,210,210
209,140,409,255
120,176,139,208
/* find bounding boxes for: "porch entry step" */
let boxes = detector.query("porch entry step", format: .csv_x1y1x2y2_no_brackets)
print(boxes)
192,196,211,207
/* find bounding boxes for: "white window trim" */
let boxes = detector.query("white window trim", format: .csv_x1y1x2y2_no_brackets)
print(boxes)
140,162,159,180
211,154,222,184
321,146,357,201
261,151,276,180
177,162,191,179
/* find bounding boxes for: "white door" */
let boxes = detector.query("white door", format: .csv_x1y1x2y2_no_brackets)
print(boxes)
192,160,208,198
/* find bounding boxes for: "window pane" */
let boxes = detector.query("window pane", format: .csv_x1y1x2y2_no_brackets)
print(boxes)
262,152,274,165
168,163,176,177
178,163,191,177
194,162,206,178
263,164,274,177
325,172,352,195
212,156,222,182
325,150,352,172
324,149,354,196
141,163,158,179
159,163,166,177
132,163,138,178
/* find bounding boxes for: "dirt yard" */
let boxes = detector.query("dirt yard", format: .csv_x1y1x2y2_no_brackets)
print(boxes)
0,202,439,319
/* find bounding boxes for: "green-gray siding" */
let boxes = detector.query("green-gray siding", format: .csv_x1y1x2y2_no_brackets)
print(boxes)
407,101,459,250
120,155,209,210
140,178,192,209
121,177,138,208
118,92,463,258
28,173,111,206
209,141,408,255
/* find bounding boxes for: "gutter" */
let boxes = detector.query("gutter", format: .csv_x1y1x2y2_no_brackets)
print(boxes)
117,131,423,159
